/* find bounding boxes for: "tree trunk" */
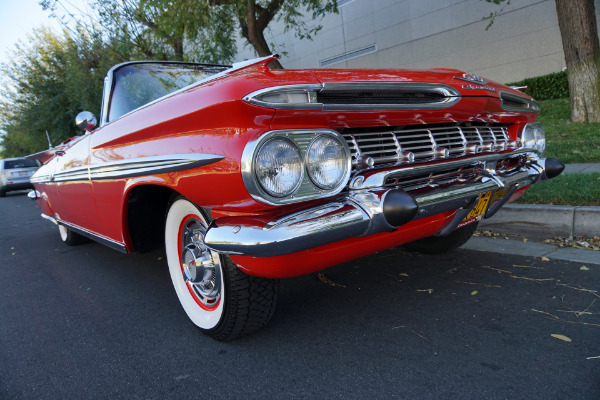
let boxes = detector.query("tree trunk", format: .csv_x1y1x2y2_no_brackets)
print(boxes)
241,0,284,69
555,0,600,122
172,37,184,61
247,29,283,69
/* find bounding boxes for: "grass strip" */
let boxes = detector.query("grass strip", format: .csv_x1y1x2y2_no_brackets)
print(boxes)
537,98,600,163
515,172,600,206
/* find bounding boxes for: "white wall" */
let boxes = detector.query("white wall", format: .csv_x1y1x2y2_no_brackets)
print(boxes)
235,0,600,84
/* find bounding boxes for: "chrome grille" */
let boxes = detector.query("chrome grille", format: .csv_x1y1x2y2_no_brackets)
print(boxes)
385,166,478,192
462,126,509,144
342,124,510,169
383,154,526,192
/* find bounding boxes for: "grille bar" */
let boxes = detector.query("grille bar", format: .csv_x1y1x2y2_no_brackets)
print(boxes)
383,155,526,192
343,124,512,169
385,166,478,192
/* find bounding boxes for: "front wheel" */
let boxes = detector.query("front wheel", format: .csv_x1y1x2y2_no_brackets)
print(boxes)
165,197,279,341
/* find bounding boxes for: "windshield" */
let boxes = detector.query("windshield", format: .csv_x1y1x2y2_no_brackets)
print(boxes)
4,159,38,169
108,63,227,122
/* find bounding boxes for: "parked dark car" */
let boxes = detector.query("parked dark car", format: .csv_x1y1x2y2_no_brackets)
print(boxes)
0,157,39,197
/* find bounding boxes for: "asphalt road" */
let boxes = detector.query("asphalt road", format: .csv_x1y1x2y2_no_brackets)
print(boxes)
1,192,599,399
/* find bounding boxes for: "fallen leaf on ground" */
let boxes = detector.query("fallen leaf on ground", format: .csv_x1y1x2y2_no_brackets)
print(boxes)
541,257,550,262
510,275,555,282
456,280,501,288
317,273,347,288
581,266,590,271
543,236,600,251
392,325,430,341
471,290,478,296
551,334,572,342
513,264,544,270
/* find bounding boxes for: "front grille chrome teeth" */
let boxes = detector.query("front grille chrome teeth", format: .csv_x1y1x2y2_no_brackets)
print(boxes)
343,124,511,170
382,155,526,192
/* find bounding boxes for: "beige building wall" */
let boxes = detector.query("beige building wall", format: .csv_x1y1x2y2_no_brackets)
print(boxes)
235,0,600,84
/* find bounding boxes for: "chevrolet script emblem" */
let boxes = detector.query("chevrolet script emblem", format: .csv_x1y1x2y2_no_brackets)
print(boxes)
454,73,496,92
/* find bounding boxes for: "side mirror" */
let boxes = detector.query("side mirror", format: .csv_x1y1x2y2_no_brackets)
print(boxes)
75,111,97,133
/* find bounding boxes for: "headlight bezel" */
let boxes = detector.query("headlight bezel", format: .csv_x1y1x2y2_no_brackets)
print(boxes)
253,136,304,198
242,129,352,205
305,132,352,192
520,122,546,154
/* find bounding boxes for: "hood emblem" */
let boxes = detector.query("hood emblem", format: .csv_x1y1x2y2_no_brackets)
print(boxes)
454,73,496,92
454,73,489,86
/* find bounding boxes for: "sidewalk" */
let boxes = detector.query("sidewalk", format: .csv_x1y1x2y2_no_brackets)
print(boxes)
563,163,600,174
464,236,600,266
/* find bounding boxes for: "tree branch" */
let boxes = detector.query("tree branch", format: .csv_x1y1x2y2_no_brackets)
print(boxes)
256,0,284,31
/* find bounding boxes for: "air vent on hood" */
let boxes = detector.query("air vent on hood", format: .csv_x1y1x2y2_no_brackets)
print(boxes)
500,91,541,112
317,90,447,105
318,83,460,110
243,83,462,110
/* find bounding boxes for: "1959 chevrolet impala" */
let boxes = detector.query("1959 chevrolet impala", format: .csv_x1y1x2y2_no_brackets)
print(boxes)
30,55,564,340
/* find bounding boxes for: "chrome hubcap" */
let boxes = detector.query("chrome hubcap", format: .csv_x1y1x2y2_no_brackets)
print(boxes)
181,218,221,308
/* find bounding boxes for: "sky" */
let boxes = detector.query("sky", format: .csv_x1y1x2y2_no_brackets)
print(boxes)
0,0,89,66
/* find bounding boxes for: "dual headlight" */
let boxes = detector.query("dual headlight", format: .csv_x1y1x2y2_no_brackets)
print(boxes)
520,123,546,154
244,130,351,204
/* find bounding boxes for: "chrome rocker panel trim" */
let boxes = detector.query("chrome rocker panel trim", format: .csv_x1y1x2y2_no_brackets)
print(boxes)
204,153,554,257
41,213,128,253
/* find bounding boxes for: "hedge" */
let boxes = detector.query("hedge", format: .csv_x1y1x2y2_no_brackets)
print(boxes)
505,70,569,101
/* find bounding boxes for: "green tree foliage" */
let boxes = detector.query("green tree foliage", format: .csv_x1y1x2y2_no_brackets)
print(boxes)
0,27,127,157
211,0,338,68
1,0,338,156
43,0,338,66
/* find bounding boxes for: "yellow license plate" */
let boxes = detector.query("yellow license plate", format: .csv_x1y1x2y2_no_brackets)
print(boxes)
466,191,492,220
458,191,492,228
458,186,514,228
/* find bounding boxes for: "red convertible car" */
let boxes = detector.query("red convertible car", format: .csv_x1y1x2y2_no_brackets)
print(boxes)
30,55,563,340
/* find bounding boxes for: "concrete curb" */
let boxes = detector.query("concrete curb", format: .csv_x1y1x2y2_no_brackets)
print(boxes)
479,204,600,237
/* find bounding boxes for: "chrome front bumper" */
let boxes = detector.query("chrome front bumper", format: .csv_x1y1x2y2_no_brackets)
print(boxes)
204,152,563,257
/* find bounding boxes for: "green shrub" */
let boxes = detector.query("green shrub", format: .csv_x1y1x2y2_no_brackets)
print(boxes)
506,70,569,100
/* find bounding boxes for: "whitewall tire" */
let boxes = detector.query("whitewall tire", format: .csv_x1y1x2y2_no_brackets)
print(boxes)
165,197,279,340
